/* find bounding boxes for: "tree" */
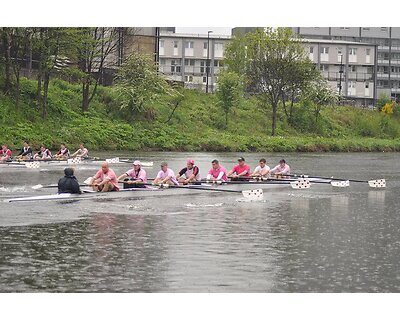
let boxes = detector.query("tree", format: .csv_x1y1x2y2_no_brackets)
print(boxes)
76,27,119,112
302,75,338,123
224,27,318,136
216,71,242,127
114,51,180,120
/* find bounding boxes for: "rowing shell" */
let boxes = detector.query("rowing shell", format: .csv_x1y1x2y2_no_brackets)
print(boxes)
5,182,270,203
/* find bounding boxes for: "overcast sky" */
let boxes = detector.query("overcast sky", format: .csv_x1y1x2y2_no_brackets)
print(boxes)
175,27,232,36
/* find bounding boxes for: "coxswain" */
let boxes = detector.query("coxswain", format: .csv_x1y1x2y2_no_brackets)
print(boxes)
71,144,89,158
227,157,251,179
15,140,33,160
54,143,70,160
117,160,147,189
153,161,179,186
58,167,82,194
206,159,228,182
251,158,270,178
0,144,12,161
33,145,52,160
89,162,119,192
270,159,291,178
176,159,200,184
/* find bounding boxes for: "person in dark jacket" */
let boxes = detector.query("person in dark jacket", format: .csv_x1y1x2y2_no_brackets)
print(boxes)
58,167,82,194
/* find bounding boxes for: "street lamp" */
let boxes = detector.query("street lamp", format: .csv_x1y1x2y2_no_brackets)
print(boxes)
206,30,213,93
338,54,343,99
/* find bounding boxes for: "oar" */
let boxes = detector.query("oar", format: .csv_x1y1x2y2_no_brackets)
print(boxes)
32,183,88,190
284,173,385,188
153,183,264,199
200,178,312,189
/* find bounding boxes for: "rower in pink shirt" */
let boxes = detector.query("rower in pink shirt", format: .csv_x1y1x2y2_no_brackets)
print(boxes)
227,157,251,179
153,161,179,185
270,159,291,177
117,160,147,189
90,161,120,192
206,159,228,181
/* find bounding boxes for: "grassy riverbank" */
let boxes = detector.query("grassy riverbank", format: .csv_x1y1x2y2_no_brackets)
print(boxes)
1,77,400,152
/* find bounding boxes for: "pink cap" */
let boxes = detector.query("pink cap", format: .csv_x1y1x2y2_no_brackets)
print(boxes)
187,159,194,165
133,160,141,166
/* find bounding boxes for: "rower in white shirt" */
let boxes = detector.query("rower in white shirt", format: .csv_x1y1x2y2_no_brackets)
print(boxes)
251,158,270,178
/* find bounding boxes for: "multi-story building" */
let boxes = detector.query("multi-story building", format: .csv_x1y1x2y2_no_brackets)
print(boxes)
233,27,377,106
292,27,400,102
303,38,377,107
158,31,231,92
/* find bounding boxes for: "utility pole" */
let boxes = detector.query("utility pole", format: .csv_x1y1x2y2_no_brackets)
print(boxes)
206,30,213,93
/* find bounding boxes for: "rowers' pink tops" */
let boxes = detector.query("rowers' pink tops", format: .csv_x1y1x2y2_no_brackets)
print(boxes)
156,168,179,185
208,165,228,181
271,163,290,174
126,168,147,183
94,168,120,190
231,164,251,177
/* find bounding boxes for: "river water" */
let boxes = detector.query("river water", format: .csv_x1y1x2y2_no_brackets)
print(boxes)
0,151,399,292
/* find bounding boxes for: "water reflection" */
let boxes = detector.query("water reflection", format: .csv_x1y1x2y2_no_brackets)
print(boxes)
1,152,400,292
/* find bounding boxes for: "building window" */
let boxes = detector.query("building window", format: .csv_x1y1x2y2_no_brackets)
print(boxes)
321,47,329,54
349,48,357,55
200,61,205,73
185,59,195,66
174,41,178,48
202,76,207,83
365,82,369,89
171,60,181,73
350,65,356,72
214,60,223,67
381,27,388,32
204,42,208,49
320,64,328,71
185,75,193,83
185,41,194,49
214,42,224,58
362,27,370,31
309,47,314,54
340,27,350,30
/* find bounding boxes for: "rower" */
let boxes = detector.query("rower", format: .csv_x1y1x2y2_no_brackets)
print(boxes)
206,159,228,182
117,160,147,189
33,145,52,160
227,157,250,180
89,162,120,192
270,159,291,178
15,140,33,160
71,144,89,158
153,161,179,186
0,144,12,161
176,159,200,185
54,143,70,160
58,167,82,194
251,158,270,178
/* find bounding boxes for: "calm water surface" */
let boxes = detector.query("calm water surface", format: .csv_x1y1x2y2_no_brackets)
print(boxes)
0,152,399,292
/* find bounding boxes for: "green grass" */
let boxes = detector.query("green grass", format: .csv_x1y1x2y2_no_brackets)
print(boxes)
1,77,400,152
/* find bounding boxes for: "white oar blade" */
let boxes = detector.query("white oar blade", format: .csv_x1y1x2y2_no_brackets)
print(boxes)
290,178,311,189
25,161,40,169
331,180,350,188
242,189,263,200
67,157,82,165
31,184,44,190
84,177,93,185
368,179,386,188
106,157,120,163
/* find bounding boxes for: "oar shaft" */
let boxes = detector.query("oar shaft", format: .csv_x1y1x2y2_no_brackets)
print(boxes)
286,174,367,183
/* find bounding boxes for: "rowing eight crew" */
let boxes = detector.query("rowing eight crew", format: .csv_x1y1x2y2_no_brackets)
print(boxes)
58,157,291,194
0,141,89,161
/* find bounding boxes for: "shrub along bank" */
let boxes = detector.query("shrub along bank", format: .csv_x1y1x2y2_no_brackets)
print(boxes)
1,77,400,153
